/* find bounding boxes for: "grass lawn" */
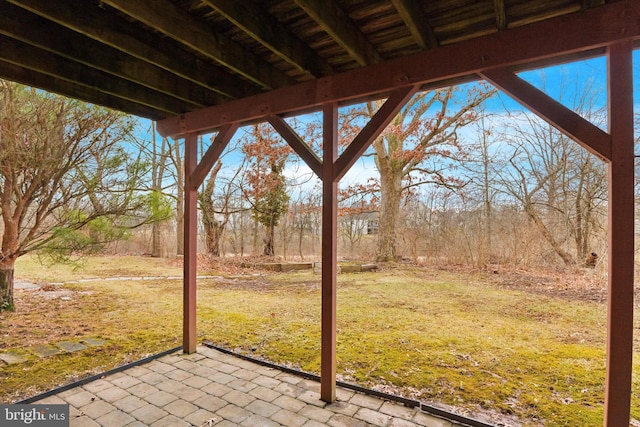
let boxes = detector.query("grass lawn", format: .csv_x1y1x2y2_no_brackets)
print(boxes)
0,255,636,426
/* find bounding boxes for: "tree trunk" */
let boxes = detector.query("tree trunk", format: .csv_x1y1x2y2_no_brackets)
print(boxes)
263,223,275,256
151,124,161,257
376,163,403,262
281,215,288,260
253,217,259,255
174,140,185,256
203,216,224,256
239,211,245,257
0,260,15,311
481,127,493,262
200,162,224,256
202,214,226,257
525,204,575,265
573,159,599,263
574,172,586,261
298,222,305,260
152,224,162,257
151,138,169,257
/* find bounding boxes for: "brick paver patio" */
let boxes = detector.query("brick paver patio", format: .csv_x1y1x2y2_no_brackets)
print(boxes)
32,346,469,427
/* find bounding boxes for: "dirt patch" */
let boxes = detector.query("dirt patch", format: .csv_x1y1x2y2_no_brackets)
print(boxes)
1,287,97,351
169,254,283,275
195,256,615,304
199,275,320,292
429,264,609,304
491,270,607,303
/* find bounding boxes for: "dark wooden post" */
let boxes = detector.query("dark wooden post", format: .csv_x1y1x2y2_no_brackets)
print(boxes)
183,132,198,354
181,125,238,355
321,102,338,402
604,40,634,426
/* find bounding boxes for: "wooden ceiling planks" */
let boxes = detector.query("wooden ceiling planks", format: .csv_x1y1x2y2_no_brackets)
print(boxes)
0,0,626,120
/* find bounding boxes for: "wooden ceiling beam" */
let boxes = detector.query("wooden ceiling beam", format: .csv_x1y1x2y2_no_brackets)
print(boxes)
0,36,194,116
8,0,257,100
494,0,507,30
157,0,640,138
0,3,224,108
583,0,606,8
101,0,295,90
203,0,332,78
294,0,381,66
0,60,169,120
391,0,438,49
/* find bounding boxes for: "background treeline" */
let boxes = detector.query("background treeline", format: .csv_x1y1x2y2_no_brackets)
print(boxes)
126,82,613,274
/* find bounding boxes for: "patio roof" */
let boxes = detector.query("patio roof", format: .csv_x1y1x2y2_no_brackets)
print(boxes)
1,1,639,425
0,0,623,122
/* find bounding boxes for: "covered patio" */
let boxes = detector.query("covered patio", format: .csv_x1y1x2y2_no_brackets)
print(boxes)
1,1,639,425
28,345,470,427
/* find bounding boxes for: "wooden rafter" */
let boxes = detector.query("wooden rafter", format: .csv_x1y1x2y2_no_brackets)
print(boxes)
8,0,257,100
0,35,194,116
1,0,632,122
203,0,332,78
0,3,224,108
583,0,605,7
494,0,507,30
0,60,166,120
100,0,295,90
294,0,381,66
391,0,438,49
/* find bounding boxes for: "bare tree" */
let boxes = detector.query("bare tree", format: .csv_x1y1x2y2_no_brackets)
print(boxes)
497,74,607,266
459,108,505,264
200,160,224,256
198,137,246,257
159,137,185,256
359,85,496,261
130,121,173,257
149,123,171,257
288,189,321,260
